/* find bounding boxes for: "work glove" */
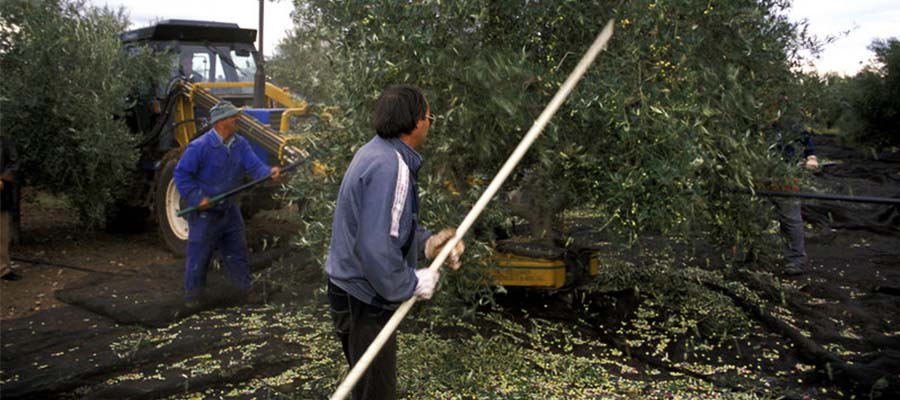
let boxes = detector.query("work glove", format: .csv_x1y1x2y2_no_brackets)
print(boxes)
414,268,440,300
804,155,819,170
425,228,466,270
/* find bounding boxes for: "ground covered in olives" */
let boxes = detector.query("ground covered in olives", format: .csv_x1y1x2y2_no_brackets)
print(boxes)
2,136,898,399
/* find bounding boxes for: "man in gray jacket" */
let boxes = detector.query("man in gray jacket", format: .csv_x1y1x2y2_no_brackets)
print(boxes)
325,84,464,399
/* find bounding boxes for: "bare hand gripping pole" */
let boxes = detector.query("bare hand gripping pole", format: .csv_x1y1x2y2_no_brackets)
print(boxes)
330,20,615,400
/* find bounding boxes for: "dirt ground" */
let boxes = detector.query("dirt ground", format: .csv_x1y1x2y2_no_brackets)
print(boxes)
1,191,177,319
1,135,898,399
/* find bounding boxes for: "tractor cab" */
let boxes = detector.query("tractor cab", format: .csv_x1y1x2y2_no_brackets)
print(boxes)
121,20,258,82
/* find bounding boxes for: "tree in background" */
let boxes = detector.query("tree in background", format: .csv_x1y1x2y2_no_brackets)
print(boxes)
843,38,900,147
268,2,342,104
796,72,850,132
796,37,899,147
276,0,817,299
0,0,169,227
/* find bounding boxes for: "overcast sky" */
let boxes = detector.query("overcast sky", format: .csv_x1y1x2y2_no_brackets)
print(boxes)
87,0,296,57
88,0,899,76
790,0,900,75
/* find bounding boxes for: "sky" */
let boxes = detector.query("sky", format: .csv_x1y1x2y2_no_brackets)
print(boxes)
87,0,296,57
88,0,899,76
789,0,900,75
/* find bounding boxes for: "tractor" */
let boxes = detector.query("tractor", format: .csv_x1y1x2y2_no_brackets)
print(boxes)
118,19,307,256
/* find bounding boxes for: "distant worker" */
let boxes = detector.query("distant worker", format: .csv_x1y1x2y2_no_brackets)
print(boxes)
174,101,280,308
325,84,465,399
1,135,20,280
770,113,818,276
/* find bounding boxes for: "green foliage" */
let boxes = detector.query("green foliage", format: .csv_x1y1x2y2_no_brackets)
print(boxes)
280,0,816,300
268,3,343,103
841,38,900,147
795,72,851,132
801,38,900,146
0,0,169,226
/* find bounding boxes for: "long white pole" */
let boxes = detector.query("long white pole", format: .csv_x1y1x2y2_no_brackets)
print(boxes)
330,20,615,400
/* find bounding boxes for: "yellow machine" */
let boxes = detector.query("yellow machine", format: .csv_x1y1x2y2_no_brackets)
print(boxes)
491,243,600,289
173,81,308,159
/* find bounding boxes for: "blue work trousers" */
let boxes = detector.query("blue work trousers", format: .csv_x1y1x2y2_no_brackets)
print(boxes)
184,205,251,300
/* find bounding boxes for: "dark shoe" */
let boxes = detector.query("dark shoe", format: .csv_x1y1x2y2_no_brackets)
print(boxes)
1,272,22,281
184,299,202,311
782,266,806,277
240,289,265,305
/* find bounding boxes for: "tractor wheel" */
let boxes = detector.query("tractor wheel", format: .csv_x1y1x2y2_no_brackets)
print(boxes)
156,156,188,257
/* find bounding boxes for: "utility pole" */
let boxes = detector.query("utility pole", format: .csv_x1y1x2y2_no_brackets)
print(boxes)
253,0,266,108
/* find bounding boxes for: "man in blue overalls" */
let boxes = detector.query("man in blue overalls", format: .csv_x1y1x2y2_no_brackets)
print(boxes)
174,101,280,307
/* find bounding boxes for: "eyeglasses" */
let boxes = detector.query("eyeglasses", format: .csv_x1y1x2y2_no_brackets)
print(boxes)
427,113,435,123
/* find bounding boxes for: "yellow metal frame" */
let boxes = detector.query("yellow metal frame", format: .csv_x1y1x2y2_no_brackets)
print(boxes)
491,253,566,288
279,107,308,132
173,83,309,147
173,93,196,148
190,82,305,109
491,251,600,289
589,252,600,276
266,82,306,110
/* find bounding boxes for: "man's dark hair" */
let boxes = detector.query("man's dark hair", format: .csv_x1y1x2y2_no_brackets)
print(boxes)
374,84,427,138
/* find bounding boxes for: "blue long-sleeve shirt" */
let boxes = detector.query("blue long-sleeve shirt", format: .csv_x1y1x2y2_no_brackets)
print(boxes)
325,136,432,309
174,129,271,211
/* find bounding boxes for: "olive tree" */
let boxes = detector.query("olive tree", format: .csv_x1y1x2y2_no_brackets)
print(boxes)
843,38,900,147
268,2,343,104
0,0,169,226
278,0,816,299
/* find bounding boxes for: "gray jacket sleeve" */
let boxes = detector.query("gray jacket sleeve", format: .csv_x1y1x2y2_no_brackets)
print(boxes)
416,225,432,260
355,157,418,303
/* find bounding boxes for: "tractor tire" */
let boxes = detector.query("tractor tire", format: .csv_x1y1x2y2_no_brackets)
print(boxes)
156,156,188,257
